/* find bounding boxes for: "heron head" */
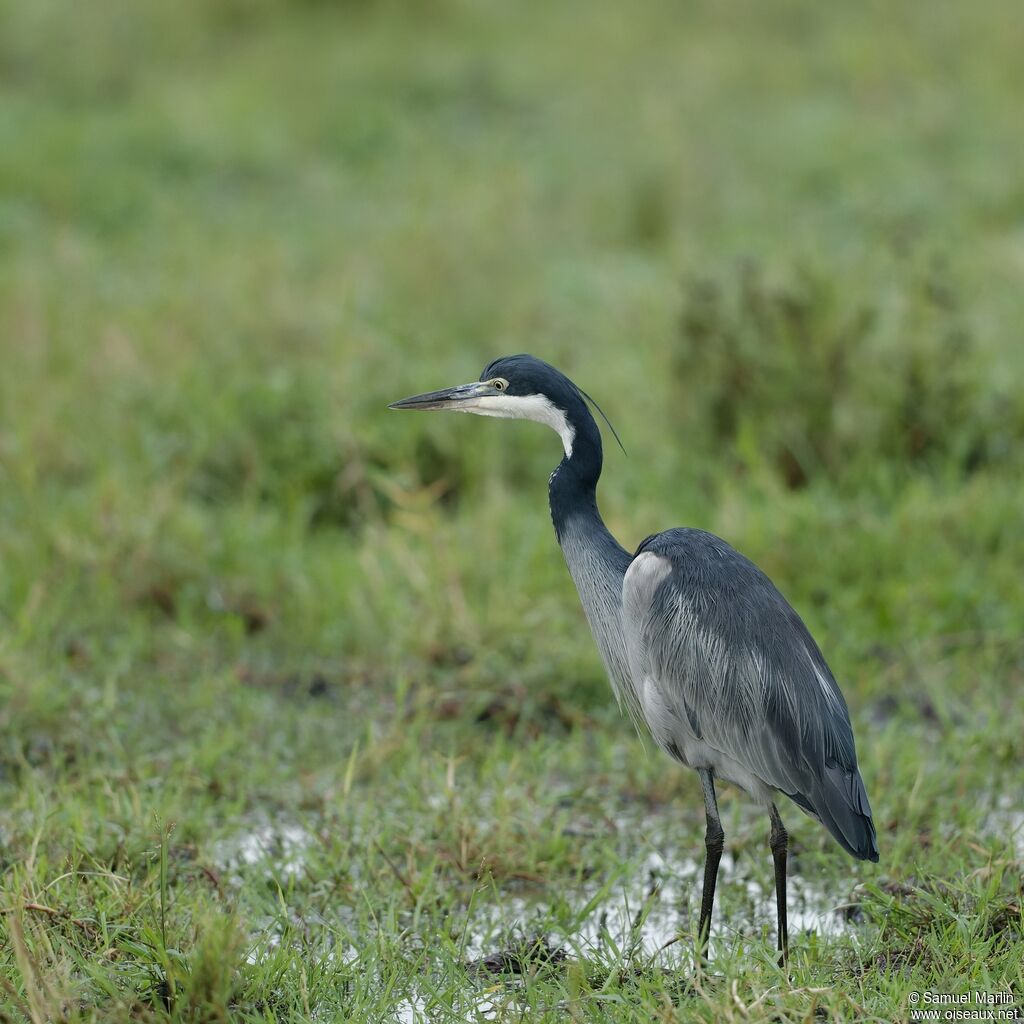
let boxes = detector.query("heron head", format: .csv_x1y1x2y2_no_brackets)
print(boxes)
388,354,586,457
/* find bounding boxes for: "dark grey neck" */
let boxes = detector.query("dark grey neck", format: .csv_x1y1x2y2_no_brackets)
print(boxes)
548,401,631,572
547,400,635,716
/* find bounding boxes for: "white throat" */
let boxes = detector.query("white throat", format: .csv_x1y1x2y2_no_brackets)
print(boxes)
456,393,575,457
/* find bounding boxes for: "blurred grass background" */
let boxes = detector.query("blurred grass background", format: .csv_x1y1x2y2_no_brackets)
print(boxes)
1,0,1022,1020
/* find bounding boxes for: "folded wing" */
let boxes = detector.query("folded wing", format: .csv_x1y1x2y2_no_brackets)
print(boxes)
623,528,878,861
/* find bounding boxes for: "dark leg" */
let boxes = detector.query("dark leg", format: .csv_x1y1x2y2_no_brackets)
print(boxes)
769,803,789,966
696,768,724,962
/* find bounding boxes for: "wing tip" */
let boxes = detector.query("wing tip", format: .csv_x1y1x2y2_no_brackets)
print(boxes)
805,765,880,862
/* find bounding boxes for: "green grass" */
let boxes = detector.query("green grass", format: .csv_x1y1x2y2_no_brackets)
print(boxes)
1,0,1022,1020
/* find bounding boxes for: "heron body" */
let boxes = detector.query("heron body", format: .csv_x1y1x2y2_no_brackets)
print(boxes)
391,353,878,962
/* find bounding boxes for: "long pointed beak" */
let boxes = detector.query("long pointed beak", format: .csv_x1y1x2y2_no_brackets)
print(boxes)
388,380,492,411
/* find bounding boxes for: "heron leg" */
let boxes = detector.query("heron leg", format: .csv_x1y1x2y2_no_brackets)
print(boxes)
769,803,789,966
696,768,724,961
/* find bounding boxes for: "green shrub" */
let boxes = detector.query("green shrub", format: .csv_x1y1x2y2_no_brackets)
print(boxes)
672,260,1021,489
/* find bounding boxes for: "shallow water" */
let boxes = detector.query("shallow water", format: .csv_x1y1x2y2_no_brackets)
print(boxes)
984,793,1024,858
460,845,848,962
211,811,860,1020
391,827,852,1022
209,788,1024,1022
211,816,313,886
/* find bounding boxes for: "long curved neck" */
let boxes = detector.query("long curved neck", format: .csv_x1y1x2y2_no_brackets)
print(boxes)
548,403,631,573
548,399,635,716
